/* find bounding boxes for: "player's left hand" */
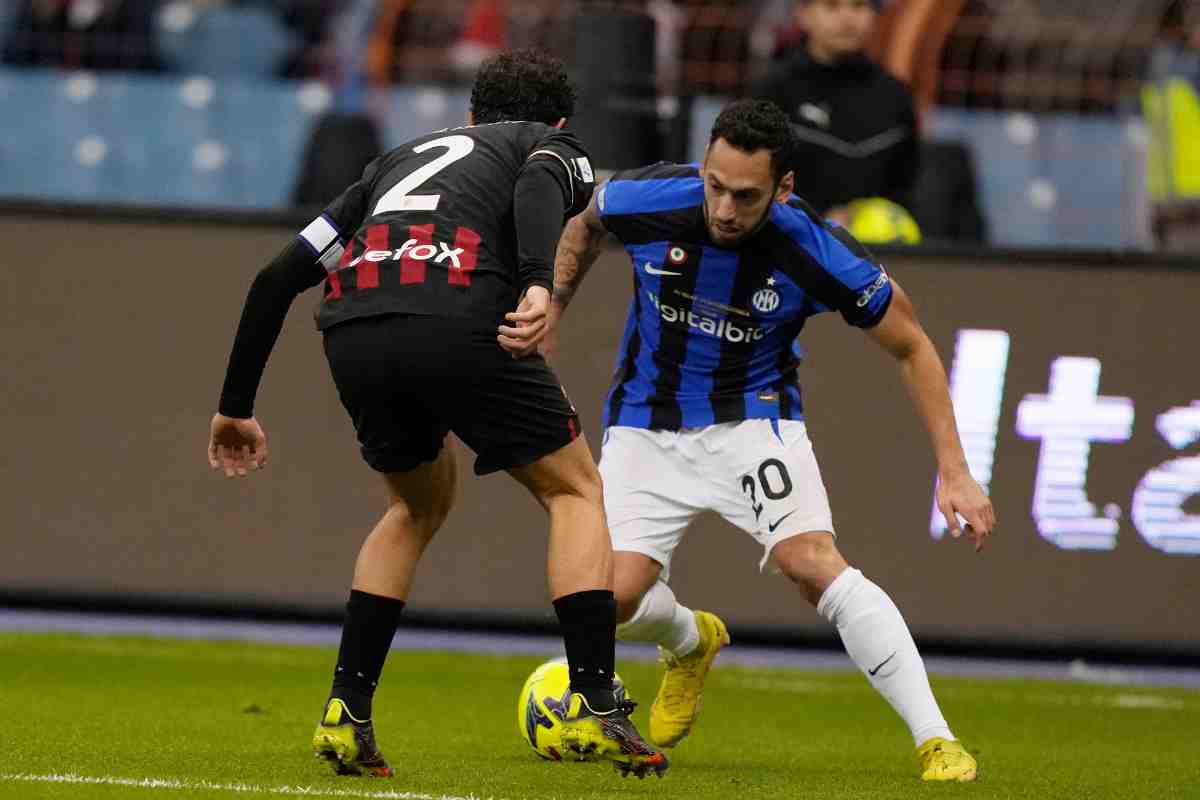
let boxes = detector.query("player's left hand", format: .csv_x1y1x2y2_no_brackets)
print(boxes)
936,466,996,552
208,413,269,478
498,285,550,359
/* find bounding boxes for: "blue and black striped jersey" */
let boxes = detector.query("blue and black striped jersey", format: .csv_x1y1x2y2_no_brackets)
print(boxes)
598,162,893,431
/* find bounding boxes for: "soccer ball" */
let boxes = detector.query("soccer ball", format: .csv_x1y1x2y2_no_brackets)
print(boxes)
516,657,628,761
845,197,923,245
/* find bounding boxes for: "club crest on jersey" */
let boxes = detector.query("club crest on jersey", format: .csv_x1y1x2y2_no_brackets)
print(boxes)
667,246,688,266
752,288,781,314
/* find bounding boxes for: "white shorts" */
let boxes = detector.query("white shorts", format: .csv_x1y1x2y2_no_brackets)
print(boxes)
599,419,834,580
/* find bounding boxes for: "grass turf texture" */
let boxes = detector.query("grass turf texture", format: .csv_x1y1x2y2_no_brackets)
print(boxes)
1,633,1198,800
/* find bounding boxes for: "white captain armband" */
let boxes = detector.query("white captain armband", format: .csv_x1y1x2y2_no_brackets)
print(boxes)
298,214,346,273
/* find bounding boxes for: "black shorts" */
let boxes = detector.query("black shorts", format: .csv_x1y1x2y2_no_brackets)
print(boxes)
323,314,580,475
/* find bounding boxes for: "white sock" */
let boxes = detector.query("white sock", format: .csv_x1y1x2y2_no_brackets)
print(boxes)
817,567,954,746
616,579,700,657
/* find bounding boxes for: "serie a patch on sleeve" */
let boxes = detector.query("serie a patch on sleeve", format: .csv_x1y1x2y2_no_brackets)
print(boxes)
573,156,595,184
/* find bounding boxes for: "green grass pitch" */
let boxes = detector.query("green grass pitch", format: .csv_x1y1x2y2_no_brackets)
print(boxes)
2,632,1198,799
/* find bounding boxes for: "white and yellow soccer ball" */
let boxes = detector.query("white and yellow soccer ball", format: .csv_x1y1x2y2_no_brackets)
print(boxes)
844,196,923,245
516,657,628,761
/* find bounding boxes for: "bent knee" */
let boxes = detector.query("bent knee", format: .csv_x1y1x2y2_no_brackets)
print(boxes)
614,593,641,624
539,454,604,507
612,553,661,623
613,579,649,623
772,533,846,590
384,492,452,538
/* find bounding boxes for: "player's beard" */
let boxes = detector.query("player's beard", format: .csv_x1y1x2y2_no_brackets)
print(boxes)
702,191,778,248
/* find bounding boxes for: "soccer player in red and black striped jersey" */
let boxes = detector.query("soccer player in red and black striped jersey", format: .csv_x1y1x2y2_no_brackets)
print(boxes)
206,50,667,779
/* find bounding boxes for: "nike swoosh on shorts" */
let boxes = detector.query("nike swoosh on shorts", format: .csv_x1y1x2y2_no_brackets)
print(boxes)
768,509,798,533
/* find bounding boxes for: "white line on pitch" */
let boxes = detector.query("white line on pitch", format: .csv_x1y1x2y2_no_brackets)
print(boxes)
0,772,511,800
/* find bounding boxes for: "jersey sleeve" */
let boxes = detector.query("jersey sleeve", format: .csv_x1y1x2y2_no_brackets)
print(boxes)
771,204,894,328
594,162,704,244
523,129,596,218
296,157,381,270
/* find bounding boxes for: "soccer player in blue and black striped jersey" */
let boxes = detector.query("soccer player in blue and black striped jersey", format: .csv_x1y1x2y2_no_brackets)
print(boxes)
546,99,995,781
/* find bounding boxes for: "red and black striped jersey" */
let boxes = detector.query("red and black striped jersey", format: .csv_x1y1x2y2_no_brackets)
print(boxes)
297,121,594,330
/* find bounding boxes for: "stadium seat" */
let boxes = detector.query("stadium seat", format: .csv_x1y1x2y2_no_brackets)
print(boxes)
0,68,321,209
381,87,471,150
0,69,133,202
925,109,1051,247
156,2,298,78
218,79,325,207
926,108,1143,250
1041,116,1132,249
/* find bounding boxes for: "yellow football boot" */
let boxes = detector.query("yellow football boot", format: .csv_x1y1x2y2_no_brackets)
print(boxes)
312,698,394,777
917,737,977,782
559,693,669,778
648,610,730,748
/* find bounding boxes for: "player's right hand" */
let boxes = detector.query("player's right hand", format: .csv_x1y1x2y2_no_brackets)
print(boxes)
208,413,269,478
936,467,995,552
498,285,551,359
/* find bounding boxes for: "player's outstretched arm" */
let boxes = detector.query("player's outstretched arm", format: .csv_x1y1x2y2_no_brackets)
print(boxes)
541,193,608,360
866,279,996,550
209,239,326,478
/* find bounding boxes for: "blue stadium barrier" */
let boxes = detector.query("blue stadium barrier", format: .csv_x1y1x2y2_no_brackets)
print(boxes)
691,97,1147,249
380,86,473,151
155,4,298,78
0,70,137,202
924,108,1052,247
924,109,1145,250
0,70,476,210
0,70,1149,250
0,68,325,208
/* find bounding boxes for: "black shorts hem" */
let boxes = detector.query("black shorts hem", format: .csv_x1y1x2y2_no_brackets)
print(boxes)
473,422,579,475
362,440,444,474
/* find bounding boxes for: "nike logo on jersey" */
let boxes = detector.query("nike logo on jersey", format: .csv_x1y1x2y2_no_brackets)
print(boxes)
868,652,897,676
644,262,682,277
767,509,798,533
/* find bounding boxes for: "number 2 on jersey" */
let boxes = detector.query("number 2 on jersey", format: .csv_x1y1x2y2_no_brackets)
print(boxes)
373,135,476,216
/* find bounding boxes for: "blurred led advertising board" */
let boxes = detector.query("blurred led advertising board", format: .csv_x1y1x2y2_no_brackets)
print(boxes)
0,211,1195,652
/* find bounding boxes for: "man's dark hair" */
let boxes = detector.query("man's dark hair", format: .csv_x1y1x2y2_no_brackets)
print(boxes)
709,99,796,183
470,49,576,126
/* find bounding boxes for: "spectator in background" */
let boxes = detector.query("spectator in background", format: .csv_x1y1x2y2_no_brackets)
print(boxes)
368,0,472,84
368,0,566,85
3,0,163,71
753,0,917,223
156,0,310,78
277,0,349,79
449,0,507,75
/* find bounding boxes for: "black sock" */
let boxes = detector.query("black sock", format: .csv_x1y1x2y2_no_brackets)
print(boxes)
553,589,618,712
329,590,405,720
